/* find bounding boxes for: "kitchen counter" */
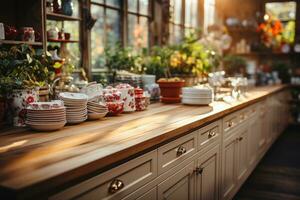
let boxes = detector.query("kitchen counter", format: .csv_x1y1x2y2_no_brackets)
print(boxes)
0,85,288,198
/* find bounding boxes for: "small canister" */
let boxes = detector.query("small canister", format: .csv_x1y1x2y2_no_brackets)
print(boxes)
135,88,147,111
0,23,4,40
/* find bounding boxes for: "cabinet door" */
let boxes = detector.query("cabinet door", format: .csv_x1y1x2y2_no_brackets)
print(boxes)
122,186,157,200
157,161,195,200
236,125,249,183
196,145,220,200
222,136,237,200
248,115,259,166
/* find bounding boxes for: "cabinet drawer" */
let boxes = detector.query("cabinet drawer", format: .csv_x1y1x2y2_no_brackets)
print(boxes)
198,120,221,151
223,112,239,134
238,109,248,123
246,104,258,119
158,132,197,175
50,150,157,200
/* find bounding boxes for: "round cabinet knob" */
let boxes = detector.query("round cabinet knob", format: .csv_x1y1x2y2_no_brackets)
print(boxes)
239,137,243,141
176,146,187,156
195,167,203,175
108,179,124,194
228,121,233,127
208,131,216,138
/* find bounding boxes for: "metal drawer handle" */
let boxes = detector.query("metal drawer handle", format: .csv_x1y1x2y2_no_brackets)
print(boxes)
208,131,216,138
176,146,187,156
108,179,124,194
195,167,203,175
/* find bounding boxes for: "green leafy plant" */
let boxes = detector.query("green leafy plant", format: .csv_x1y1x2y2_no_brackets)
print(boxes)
223,55,247,76
142,46,174,79
0,44,54,97
169,33,212,76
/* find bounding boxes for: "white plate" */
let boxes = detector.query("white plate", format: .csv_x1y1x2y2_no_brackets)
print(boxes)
59,92,88,100
88,112,107,120
26,121,66,131
182,87,213,94
182,98,212,105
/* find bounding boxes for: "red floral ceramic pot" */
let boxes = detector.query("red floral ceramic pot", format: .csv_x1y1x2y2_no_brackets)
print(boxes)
9,88,39,127
116,84,136,112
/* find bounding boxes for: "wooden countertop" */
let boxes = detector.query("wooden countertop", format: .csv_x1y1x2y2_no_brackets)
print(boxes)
0,85,288,198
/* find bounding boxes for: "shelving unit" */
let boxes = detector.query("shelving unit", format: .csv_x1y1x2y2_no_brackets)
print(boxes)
47,39,79,43
46,12,82,21
0,40,43,46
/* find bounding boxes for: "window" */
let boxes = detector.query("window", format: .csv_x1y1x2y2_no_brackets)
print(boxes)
204,0,216,33
169,0,199,43
265,1,297,43
90,0,151,71
90,0,122,69
127,0,151,49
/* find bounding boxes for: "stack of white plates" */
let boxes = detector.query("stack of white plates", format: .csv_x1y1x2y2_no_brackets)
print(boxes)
87,101,108,120
26,101,66,131
182,86,213,105
59,92,88,124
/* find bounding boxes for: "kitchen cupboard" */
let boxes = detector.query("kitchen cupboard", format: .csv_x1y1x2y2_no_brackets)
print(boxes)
48,89,290,200
157,161,195,200
195,145,220,200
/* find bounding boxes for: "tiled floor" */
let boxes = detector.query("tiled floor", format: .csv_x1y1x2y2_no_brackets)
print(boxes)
234,125,300,200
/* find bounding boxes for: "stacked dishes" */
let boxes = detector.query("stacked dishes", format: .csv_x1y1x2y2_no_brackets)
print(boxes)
182,86,213,105
59,92,88,124
87,101,108,120
26,101,66,131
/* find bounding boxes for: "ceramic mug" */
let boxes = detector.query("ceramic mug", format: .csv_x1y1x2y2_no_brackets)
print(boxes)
9,88,39,127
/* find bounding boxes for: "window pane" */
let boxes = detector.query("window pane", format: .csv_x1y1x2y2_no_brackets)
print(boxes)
72,0,80,18
204,0,216,32
169,25,182,43
106,0,121,8
170,0,182,24
266,1,296,21
127,14,138,46
91,6,105,69
139,0,149,15
106,9,121,45
128,0,138,12
139,17,149,48
185,0,192,26
91,0,104,3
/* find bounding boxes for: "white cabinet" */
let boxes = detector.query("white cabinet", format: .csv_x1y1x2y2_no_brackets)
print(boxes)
236,125,248,183
248,113,260,166
222,123,249,200
195,145,220,200
157,161,195,200
222,133,237,200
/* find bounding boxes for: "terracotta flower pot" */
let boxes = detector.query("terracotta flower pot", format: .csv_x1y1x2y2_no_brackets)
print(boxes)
158,80,185,103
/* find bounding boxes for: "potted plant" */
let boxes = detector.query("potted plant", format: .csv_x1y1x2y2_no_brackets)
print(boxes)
0,44,54,126
223,55,247,76
104,43,139,83
169,33,212,86
157,77,185,103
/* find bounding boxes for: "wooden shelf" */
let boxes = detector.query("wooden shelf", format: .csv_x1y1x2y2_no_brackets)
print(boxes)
0,40,43,46
227,52,300,57
47,38,79,43
46,12,81,21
